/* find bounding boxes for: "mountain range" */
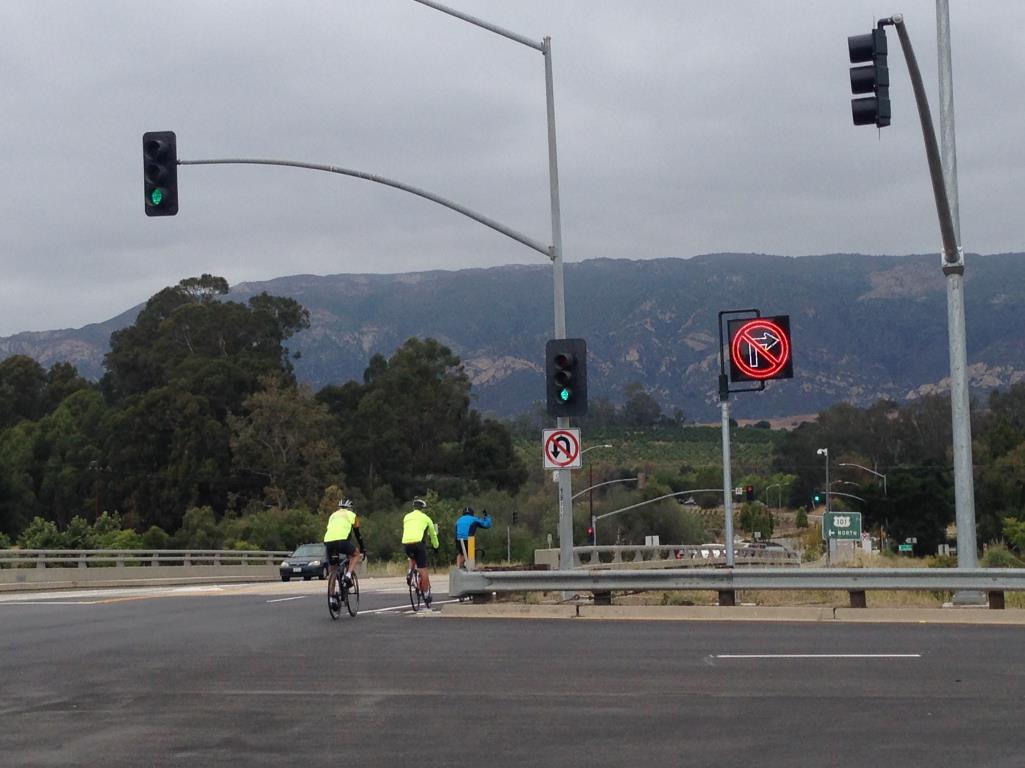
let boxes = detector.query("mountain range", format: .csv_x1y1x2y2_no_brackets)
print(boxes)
3,252,1024,422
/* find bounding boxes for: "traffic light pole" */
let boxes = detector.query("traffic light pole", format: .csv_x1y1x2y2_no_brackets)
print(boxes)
884,14,979,579
719,392,736,568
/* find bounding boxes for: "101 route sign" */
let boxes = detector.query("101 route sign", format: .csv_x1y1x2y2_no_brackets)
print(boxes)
727,315,794,383
823,511,863,541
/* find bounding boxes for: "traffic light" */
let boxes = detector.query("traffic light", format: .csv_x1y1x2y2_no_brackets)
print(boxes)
511,511,519,525
848,28,890,127
745,485,755,502
813,492,823,506
587,526,595,545
143,131,179,216
545,338,588,418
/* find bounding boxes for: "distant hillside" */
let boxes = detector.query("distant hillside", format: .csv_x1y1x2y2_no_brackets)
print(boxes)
3,253,1024,421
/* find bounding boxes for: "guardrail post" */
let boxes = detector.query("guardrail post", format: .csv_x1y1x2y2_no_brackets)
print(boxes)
988,591,1005,610
184,552,191,566
849,590,867,608
151,552,158,567
214,551,221,566
37,553,46,569
115,553,125,568
78,552,87,569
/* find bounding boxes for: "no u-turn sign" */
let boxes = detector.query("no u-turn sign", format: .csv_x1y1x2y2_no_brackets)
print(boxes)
542,428,581,469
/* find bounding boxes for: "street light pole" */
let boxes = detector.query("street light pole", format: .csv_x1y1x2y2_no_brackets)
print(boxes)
837,462,887,496
817,449,830,513
410,1,574,570
579,444,613,545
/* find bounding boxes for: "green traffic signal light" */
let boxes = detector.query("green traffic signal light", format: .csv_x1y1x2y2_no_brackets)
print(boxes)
143,131,178,217
559,387,571,402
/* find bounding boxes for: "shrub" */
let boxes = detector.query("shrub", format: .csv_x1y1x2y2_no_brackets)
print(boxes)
795,507,809,528
140,525,171,549
982,544,1023,568
17,517,66,549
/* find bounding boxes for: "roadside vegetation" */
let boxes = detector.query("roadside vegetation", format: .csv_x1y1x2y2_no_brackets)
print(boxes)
3,274,1025,570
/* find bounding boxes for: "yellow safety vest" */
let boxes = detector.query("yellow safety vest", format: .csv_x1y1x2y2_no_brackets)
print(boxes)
402,509,439,547
324,509,357,542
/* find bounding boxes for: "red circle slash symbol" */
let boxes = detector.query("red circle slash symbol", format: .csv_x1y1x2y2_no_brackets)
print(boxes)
730,318,791,380
544,430,580,468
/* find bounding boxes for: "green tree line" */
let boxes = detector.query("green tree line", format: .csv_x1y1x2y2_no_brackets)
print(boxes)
0,275,526,552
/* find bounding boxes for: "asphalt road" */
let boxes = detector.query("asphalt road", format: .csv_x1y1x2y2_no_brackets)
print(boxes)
2,579,1023,768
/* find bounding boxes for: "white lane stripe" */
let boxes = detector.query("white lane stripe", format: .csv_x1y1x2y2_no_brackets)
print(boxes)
715,653,922,659
360,598,459,615
266,596,307,603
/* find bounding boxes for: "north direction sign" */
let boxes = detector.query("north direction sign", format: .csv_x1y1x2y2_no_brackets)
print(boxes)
727,315,794,383
823,511,863,541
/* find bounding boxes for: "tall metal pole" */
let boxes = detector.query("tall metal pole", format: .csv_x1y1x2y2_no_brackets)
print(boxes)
409,2,574,570
887,14,979,588
720,400,735,567
935,1,979,573
544,37,575,572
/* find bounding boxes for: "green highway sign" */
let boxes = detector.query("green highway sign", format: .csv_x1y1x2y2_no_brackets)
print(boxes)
898,543,913,552
823,511,862,541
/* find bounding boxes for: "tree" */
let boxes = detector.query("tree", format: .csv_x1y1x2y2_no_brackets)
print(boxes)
622,382,662,427
229,377,344,509
738,502,774,540
322,338,526,502
102,275,309,406
0,355,47,429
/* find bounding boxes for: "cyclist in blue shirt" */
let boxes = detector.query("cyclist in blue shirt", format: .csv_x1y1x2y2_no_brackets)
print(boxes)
454,506,491,569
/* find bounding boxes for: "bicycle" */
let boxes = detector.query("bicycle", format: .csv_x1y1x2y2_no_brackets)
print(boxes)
327,553,360,620
406,561,431,611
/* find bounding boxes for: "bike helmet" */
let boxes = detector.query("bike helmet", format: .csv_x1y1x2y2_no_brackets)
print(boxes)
462,506,475,516
412,498,427,510
338,498,353,510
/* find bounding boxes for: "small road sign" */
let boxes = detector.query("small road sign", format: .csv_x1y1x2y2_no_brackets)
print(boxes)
898,543,914,553
542,428,581,469
727,316,794,382
823,511,863,541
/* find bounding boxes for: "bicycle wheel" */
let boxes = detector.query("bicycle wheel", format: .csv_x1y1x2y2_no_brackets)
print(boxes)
408,569,421,612
345,570,359,617
327,570,342,620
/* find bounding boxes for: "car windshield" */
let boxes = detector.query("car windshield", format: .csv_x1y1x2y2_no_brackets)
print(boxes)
291,544,324,557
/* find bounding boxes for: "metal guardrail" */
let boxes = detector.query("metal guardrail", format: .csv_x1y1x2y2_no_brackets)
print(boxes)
0,549,289,568
450,567,1025,609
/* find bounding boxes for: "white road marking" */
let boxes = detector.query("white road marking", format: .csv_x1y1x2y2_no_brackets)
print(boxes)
266,596,307,603
715,653,922,659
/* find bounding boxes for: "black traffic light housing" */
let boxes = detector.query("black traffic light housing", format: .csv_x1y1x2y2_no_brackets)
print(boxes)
143,131,179,216
745,485,755,502
587,525,595,545
545,338,588,418
511,511,519,525
848,27,890,127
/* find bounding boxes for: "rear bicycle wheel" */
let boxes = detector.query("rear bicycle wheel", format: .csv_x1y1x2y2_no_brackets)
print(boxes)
327,570,342,620
408,569,421,612
345,570,359,617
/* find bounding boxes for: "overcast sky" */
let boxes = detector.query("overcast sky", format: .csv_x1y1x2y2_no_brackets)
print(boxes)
1,1,1023,337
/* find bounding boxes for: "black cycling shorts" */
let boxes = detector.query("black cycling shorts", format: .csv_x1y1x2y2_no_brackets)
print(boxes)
455,537,467,555
404,542,428,568
325,539,357,564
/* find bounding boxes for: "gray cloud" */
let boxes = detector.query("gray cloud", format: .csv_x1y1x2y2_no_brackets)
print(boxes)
1,0,1022,336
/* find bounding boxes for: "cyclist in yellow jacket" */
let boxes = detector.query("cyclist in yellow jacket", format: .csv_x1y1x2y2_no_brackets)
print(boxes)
402,498,440,606
323,499,366,593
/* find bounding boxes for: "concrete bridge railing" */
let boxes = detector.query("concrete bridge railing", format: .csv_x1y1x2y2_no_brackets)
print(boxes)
0,549,290,591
